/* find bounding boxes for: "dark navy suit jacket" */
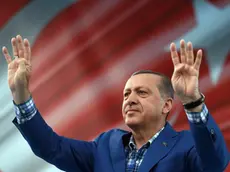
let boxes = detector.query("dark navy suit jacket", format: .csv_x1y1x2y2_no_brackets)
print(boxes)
13,110,229,172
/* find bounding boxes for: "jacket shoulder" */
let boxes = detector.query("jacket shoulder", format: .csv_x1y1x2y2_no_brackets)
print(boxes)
94,128,129,143
176,129,196,146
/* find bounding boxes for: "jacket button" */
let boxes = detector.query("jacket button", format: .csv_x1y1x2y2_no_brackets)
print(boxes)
210,128,216,142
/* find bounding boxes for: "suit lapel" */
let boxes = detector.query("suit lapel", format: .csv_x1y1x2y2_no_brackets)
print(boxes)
138,123,179,172
109,130,129,172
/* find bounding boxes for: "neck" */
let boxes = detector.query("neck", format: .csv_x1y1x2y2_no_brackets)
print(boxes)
130,121,165,149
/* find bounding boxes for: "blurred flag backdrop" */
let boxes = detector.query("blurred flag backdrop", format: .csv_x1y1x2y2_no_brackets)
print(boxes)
0,0,229,171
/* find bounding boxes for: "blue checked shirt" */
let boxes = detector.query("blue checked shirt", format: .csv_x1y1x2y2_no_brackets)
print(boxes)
14,97,208,172
14,97,37,124
125,127,164,172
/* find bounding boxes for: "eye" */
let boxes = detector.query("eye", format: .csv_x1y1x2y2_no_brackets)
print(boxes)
138,90,147,95
124,92,130,97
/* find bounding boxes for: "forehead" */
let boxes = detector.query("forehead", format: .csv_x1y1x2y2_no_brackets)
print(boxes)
124,74,161,90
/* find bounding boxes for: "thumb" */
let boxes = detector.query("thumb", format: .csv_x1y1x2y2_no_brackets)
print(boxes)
172,64,185,79
174,64,185,73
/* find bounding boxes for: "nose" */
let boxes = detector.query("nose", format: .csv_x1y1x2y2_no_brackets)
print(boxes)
126,92,138,106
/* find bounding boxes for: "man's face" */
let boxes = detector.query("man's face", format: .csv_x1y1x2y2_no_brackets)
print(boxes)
122,74,164,128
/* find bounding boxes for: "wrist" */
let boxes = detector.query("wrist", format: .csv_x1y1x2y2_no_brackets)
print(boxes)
183,93,205,112
180,93,201,104
185,103,203,112
12,88,31,105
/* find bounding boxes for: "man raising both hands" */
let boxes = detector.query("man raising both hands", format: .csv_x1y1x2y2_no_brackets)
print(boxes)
2,35,229,172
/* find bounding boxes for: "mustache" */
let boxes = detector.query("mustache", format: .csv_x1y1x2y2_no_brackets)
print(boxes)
124,105,140,113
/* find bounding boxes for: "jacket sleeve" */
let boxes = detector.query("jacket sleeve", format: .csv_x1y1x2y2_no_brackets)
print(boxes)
186,111,229,172
13,110,96,172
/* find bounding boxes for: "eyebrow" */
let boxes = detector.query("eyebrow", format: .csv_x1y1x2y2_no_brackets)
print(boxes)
124,86,152,92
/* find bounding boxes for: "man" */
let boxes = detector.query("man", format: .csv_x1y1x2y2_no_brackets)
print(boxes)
2,35,229,172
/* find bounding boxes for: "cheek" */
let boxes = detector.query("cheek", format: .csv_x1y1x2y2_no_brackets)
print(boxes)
121,102,126,114
142,99,161,113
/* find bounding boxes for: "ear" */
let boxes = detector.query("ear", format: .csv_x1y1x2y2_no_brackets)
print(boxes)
162,98,173,114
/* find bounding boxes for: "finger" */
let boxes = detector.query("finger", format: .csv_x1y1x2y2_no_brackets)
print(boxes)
11,37,18,57
16,35,24,58
187,42,194,66
194,49,202,71
180,39,186,64
24,39,31,61
2,46,12,64
170,43,180,66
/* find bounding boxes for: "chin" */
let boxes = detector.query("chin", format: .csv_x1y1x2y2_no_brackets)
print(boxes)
125,118,141,128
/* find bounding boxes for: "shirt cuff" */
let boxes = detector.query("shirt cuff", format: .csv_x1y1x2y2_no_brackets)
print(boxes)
13,96,37,124
185,103,208,124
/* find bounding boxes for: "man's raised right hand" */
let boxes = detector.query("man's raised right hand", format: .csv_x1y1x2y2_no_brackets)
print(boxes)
2,35,32,104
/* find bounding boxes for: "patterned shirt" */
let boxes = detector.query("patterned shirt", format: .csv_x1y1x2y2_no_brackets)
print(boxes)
125,127,164,172
13,96,209,172
13,96,37,124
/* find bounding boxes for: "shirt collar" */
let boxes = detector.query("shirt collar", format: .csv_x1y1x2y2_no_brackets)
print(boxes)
128,127,165,151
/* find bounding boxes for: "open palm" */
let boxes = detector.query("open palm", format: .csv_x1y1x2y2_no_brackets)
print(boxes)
170,40,202,104
2,35,32,96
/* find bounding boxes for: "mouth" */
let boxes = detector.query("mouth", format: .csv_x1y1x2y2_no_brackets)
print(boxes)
126,110,139,114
